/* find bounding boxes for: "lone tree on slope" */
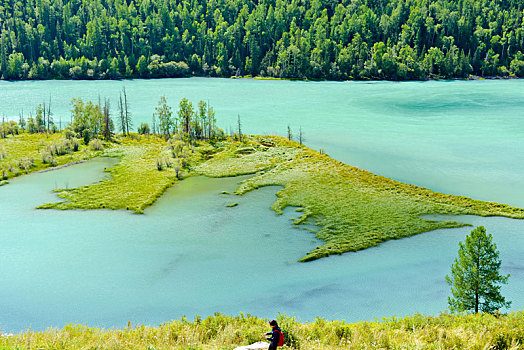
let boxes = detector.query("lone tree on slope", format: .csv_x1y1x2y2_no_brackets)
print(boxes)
446,226,511,314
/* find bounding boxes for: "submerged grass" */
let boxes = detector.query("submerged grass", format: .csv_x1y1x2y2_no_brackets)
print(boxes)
1,312,523,349
7,133,523,261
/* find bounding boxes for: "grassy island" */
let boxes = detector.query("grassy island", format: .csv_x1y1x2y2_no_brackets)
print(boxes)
1,132,523,262
1,312,523,349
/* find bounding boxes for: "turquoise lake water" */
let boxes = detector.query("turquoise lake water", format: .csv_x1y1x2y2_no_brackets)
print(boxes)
0,78,523,332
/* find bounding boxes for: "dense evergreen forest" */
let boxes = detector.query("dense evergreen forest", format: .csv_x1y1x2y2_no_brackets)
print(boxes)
1,0,524,80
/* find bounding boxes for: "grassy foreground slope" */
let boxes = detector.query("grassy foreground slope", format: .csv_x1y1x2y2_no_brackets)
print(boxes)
1,313,523,349
28,134,524,261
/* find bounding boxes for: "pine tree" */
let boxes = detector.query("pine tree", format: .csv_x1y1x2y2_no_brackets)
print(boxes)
446,226,511,314
197,100,207,139
35,104,45,132
102,99,113,141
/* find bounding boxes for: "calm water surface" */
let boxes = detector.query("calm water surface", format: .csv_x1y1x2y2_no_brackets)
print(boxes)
0,79,523,332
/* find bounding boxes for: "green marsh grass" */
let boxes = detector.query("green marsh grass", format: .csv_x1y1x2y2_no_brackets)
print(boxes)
196,136,524,261
9,133,524,261
37,135,212,213
39,136,177,213
0,133,96,179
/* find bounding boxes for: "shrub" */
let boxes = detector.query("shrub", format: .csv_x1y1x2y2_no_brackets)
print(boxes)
82,129,91,144
155,157,173,171
17,157,34,174
63,127,77,140
137,123,150,135
89,139,103,151
71,138,80,152
49,140,71,156
156,157,165,171
40,150,53,164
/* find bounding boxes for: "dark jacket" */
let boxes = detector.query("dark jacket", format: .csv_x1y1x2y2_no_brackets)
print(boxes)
265,327,282,349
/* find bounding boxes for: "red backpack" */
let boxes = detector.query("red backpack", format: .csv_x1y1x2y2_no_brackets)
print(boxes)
276,329,285,346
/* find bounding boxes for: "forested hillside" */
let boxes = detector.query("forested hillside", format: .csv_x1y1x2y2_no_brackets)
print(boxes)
1,0,524,80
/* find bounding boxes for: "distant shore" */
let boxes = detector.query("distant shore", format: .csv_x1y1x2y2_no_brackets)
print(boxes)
1,74,521,84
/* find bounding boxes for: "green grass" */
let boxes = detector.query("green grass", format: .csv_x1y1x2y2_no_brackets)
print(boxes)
37,135,210,213
196,136,524,262
0,133,96,179
1,312,523,349
6,133,524,261
37,136,273,214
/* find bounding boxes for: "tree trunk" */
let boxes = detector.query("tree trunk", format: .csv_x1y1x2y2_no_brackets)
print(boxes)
475,239,481,313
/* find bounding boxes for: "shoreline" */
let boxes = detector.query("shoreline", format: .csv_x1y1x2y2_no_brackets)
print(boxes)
36,160,86,173
0,75,521,84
